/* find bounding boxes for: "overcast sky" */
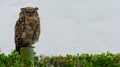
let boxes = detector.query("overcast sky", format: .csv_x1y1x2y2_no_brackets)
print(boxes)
1,0,120,56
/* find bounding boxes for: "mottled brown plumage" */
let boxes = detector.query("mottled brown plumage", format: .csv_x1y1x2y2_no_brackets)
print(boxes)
14,7,40,54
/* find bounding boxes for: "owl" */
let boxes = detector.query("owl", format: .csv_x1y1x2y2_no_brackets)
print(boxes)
14,7,40,54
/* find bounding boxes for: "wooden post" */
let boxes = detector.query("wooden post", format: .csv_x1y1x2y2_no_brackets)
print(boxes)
20,47,35,66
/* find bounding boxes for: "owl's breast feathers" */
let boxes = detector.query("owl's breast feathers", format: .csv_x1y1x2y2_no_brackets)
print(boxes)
15,16,40,44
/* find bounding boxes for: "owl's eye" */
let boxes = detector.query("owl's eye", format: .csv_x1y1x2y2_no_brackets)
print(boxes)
25,11,35,16
31,11,35,14
26,11,30,14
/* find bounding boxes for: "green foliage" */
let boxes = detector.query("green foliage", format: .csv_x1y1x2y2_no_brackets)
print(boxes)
0,50,32,67
0,51,120,67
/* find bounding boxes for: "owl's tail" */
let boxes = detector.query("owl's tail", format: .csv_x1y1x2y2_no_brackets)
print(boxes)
15,38,24,54
16,46,20,54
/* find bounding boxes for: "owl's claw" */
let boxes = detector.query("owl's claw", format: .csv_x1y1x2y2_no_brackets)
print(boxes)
29,46,35,48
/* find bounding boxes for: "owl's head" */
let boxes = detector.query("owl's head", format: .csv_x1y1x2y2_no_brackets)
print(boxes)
20,7,38,17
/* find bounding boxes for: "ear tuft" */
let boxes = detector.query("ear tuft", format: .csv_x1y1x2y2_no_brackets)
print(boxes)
35,7,38,10
21,8,25,11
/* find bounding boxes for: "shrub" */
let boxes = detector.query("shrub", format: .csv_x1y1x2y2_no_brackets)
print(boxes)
0,51,120,67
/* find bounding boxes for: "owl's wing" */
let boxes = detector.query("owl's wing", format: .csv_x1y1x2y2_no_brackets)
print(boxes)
14,19,25,53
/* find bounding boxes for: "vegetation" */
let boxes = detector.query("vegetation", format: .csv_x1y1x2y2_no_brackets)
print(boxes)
0,51,120,67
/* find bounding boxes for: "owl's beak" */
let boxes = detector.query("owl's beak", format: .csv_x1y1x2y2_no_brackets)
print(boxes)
29,13,33,16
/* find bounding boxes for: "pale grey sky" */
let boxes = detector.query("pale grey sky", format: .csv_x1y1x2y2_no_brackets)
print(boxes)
1,0,120,56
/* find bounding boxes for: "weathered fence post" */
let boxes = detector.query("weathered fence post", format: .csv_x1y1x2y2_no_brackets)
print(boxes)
20,47,35,66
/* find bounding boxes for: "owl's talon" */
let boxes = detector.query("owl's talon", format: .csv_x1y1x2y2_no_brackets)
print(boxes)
29,46,35,48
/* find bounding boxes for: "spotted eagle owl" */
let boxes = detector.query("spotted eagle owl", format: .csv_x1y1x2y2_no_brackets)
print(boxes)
14,7,40,54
